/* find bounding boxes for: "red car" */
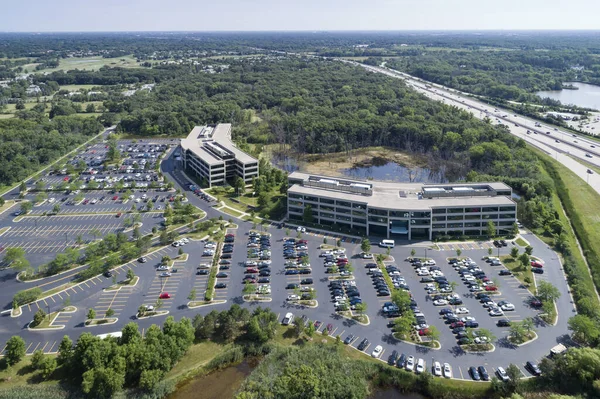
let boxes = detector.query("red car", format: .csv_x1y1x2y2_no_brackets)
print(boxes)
485,286,498,292
326,323,334,333
245,268,259,274
63,176,70,181
450,322,465,329
82,199,89,204
531,261,543,268
418,328,430,336
159,292,171,299
225,233,235,238
116,212,122,218
337,259,348,264
481,277,490,282
298,240,308,244
112,195,119,200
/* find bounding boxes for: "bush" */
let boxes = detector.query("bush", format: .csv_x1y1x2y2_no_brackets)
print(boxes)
13,288,42,308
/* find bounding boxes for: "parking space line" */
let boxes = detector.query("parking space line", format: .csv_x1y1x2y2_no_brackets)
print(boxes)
47,341,58,353
25,342,33,353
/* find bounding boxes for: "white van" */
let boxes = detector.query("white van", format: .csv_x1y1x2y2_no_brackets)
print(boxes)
379,239,395,248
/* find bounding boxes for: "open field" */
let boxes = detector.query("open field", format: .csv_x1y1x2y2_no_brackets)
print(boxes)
59,84,103,91
30,55,140,74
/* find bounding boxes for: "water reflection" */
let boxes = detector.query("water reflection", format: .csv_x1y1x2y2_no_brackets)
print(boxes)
537,82,600,110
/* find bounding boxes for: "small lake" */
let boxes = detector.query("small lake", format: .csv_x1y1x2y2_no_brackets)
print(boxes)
536,82,600,110
342,162,447,183
271,153,447,183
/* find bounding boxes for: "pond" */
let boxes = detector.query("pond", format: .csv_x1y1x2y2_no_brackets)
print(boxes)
271,153,447,183
169,361,253,399
537,82,600,110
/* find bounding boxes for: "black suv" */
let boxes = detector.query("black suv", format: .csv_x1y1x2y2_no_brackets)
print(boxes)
357,338,369,351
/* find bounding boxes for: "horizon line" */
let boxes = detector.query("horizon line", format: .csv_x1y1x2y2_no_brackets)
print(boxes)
2,29,600,34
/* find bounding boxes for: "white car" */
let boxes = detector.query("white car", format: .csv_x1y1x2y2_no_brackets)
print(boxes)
416,358,425,374
157,265,169,271
443,363,453,379
361,253,373,259
489,308,504,317
406,355,415,372
455,307,470,314
474,337,489,344
296,226,306,233
160,272,171,277
424,283,435,291
371,345,383,358
424,260,436,266
286,294,299,302
417,270,430,276
496,367,510,382
433,299,448,306
282,312,294,325
501,303,516,311
460,316,476,323
433,361,442,377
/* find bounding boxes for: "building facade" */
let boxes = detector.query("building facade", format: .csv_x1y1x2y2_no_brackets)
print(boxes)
287,172,517,240
180,124,259,187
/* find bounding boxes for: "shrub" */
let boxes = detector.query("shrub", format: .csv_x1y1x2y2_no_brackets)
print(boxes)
13,288,42,308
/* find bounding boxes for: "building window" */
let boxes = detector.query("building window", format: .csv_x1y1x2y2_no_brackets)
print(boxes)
447,215,463,221
320,205,335,212
289,194,302,200
368,216,388,224
482,207,498,212
353,218,367,225
500,206,516,212
432,208,446,214
447,208,464,214
352,203,366,210
336,200,351,208
289,207,303,214
320,198,335,205
432,216,446,222
336,215,352,222
465,207,481,213
368,208,388,216
464,214,481,220
352,210,366,217
304,196,319,202
289,200,303,207
432,223,445,229
320,212,334,219
336,207,351,215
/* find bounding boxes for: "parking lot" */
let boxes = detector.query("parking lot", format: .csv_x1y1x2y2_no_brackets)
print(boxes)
0,152,576,379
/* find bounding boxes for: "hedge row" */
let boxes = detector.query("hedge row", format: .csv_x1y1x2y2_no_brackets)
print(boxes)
12,287,42,308
540,157,600,319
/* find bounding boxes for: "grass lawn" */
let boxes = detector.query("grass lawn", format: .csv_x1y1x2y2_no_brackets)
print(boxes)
166,341,230,380
105,276,139,291
515,237,529,247
500,256,534,294
30,312,62,329
221,207,245,218
0,355,61,388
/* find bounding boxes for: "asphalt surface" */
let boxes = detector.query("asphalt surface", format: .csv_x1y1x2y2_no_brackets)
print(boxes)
0,151,576,381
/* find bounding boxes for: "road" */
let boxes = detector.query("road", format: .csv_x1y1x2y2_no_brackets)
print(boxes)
338,60,600,194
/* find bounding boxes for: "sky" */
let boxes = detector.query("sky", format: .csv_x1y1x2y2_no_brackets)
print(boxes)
3,0,600,32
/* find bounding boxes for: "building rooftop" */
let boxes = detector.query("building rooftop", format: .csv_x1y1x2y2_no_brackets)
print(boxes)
181,123,257,166
288,171,515,210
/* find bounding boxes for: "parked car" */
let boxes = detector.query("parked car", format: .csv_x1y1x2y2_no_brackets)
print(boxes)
159,292,171,299
496,367,510,382
525,361,542,376
478,366,490,381
371,345,383,358
282,312,294,325
469,366,481,381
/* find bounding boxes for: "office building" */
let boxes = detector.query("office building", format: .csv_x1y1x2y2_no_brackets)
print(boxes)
287,172,517,240
180,124,259,187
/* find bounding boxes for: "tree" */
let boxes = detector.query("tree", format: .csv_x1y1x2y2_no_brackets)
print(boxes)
511,222,519,236
510,247,519,259
486,221,496,238
518,252,530,268
31,349,45,369
126,268,135,281
410,248,416,257
32,308,46,327
159,230,169,245
456,248,462,257
305,320,316,338
132,226,141,239
234,176,245,196
20,201,33,214
155,298,163,310
5,335,26,365
105,308,115,318
87,308,96,320
3,247,28,271
52,203,61,214
525,245,533,255
354,302,367,315
509,321,527,343
394,315,415,339
568,314,600,345
537,281,561,303
40,356,57,379
487,247,493,256
89,228,102,241
426,325,441,343
19,181,27,194
57,335,73,366
302,204,314,224
361,238,371,254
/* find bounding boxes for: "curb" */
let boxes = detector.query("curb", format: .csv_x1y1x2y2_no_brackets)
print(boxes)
187,299,227,309
137,310,170,320
84,317,119,327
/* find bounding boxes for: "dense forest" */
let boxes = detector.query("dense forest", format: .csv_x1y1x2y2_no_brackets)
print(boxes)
0,117,102,187
381,49,600,103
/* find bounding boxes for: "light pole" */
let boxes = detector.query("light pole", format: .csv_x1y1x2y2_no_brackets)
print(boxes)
424,248,428,260
64,232,68,244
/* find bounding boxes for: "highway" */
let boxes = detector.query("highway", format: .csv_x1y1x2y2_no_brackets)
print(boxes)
341,60,600,194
